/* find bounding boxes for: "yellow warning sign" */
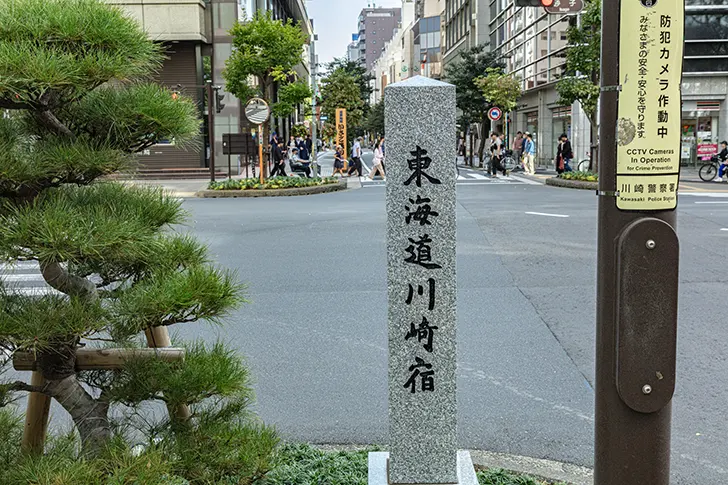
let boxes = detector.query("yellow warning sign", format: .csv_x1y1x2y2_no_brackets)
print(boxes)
616,0,684,211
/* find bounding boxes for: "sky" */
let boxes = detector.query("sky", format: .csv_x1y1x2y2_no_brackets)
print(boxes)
306,0,401,68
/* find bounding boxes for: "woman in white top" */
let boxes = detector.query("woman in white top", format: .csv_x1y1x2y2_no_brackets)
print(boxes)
367,137,386,181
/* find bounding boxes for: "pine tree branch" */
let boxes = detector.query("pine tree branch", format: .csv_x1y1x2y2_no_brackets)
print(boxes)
9,380,49,395
0,98,34,110
34,110,75,139
40,261,99,302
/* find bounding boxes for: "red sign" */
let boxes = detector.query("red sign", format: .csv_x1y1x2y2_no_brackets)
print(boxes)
697,143,718,160
545,0,584,14
488,107,503,122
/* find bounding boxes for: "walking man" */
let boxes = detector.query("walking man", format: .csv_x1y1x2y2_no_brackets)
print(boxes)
523,132,536,175
270,140,287,177
512,131,524,171
489,132,506,178
348,136,364,177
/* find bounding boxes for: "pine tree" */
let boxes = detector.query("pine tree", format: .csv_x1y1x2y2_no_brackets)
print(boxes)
0,0,277,473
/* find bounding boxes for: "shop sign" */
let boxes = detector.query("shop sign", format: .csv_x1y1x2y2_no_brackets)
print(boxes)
336,108,348,160
697,143,718,160
616,0,685,211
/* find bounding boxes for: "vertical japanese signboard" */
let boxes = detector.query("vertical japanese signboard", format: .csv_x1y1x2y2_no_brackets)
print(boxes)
616,0,685,211
336,108,348,160
384,76,458,484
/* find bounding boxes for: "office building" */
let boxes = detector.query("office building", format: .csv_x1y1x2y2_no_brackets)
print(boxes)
495,0,728,166
442,0,490,68
109,0,313,174
371,0,445,104
355,6,402,71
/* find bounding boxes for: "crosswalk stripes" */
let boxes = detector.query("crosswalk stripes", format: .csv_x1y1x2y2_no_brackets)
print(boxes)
360,171,535,187
0,261,58,296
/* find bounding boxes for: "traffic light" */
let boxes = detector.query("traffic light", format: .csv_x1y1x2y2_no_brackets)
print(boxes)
515,0,554,6
215,90,225,113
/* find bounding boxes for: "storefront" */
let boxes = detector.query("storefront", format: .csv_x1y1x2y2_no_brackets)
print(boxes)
681,100,722,166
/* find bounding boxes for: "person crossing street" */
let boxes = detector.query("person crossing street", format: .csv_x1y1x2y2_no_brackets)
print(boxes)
347,137,364,177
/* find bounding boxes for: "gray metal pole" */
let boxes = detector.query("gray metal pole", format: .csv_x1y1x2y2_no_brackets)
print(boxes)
310,33,319,177
594,0,683,483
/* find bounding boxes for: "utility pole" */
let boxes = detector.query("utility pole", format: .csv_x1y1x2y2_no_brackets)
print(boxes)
310,32,319,176
594,0,684,484
206,81,216,182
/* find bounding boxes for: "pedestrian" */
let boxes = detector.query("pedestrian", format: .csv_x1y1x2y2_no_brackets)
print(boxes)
348,136,364,177
289,148,312,178
288,135,297,159
270,141,287,177
367,137,386,180
332,145,346,177
523,132,536,175
489,132,506,178
716,140,728,182
556,133,574,173
297,137,310,162
512,131,524,171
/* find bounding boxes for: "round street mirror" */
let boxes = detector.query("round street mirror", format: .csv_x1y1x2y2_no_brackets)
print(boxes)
245,98,271,125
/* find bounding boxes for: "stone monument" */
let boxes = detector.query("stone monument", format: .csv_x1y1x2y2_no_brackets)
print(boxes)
368,76,478,485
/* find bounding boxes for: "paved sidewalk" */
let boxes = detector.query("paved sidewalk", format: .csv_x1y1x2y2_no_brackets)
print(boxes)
123,179,210,198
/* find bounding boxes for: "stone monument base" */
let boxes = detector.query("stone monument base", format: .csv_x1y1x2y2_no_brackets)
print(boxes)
368,451,479,485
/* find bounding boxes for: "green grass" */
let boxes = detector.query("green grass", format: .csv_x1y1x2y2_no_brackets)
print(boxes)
477,468,568,485
265,443,570,485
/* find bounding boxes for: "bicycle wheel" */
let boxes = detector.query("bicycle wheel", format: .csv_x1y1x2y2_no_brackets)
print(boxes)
699,163,718,182
577,159,591,172
502,156,517,171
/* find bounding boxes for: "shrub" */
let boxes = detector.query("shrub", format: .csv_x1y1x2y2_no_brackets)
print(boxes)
209,176,339,191
558,171,598,182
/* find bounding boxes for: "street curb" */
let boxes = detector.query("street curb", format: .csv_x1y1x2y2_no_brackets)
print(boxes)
195,180,346,198
545,177,598,191
469,450,593,485
311,445,593,485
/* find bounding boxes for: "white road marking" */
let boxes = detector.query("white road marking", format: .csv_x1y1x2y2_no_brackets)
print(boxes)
3,287,59,296
470,173,488,180
525,211,570,218
681,192,728,198
1,274,46,282
510,174,544,186
694,201,728,204
0,261,40,270
721,228,728,231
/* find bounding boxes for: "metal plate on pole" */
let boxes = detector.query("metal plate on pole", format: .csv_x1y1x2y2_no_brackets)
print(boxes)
245,98,271,125
616,218,678,414
544,0,584,14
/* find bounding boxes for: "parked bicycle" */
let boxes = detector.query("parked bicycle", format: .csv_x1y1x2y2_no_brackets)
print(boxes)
577,158,592,172
502,149,518,172
699,155,724,182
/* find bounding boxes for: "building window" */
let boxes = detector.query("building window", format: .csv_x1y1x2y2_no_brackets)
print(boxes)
685,11,728,72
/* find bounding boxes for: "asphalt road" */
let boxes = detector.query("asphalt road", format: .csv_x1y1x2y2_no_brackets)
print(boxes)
179,180,726,483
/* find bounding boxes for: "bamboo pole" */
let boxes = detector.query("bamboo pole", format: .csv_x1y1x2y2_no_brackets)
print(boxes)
145,326,192,422
21,371,50,455
13,348,185,371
